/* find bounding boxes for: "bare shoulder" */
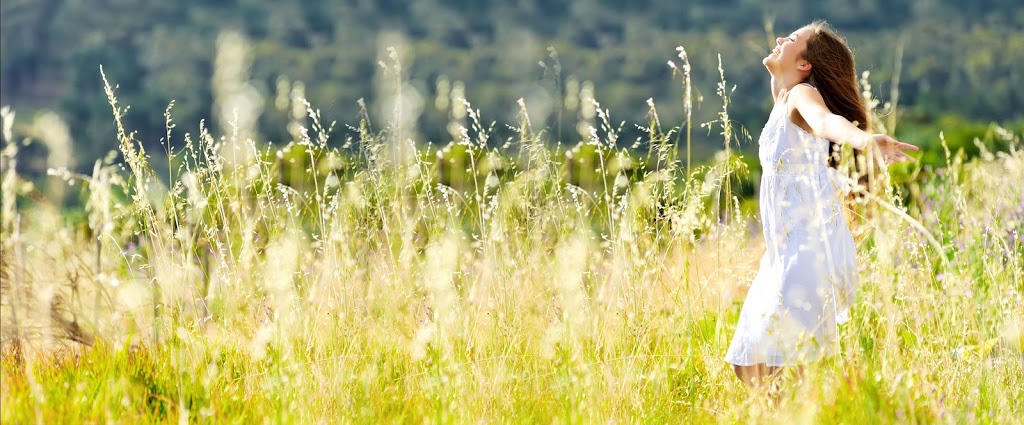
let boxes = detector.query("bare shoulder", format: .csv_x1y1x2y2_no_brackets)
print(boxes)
785,84,829,132
786,84,825,109
786,83,830,121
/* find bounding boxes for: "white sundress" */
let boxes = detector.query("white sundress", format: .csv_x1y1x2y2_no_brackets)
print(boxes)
724,87,858,367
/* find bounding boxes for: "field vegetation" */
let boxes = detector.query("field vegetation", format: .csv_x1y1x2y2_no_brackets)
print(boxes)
1,45,1023,423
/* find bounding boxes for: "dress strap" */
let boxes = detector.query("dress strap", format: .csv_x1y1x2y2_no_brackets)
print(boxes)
782,82,818,103
778,82,819,103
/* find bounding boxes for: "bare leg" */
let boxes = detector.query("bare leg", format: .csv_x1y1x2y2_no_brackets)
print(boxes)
733,363,783,388
737,364,806,403
733,364,805,403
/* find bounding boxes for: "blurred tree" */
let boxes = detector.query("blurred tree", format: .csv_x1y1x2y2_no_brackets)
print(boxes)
0,0,1021,176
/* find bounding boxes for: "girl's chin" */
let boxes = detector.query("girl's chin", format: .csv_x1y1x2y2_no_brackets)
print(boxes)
762,62,784,78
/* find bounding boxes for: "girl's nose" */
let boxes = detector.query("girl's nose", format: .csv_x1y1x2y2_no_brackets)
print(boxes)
776,37,785,45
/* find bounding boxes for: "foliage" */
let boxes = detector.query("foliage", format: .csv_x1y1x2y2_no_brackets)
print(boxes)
1,0,1023,178
2,55,1023,422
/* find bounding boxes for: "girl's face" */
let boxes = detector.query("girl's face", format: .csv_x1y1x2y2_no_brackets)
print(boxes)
763,27,814,75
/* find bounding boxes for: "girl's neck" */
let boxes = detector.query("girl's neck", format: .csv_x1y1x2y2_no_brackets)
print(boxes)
770,73,806,104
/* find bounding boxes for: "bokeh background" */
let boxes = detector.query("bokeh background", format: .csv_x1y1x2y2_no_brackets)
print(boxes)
2,0,1023,181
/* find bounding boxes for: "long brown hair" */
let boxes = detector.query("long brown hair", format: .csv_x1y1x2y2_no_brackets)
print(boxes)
801,21,880,201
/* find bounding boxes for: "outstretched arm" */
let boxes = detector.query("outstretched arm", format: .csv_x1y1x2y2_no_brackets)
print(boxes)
788,84,918,163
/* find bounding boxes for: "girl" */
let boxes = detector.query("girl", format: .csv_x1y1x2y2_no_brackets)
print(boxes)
724,21,918,388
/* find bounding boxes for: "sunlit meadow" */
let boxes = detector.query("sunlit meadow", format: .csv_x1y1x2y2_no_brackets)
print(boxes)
1,43,1022,424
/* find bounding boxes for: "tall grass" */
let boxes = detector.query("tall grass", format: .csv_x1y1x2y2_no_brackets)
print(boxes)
1,47,1022,424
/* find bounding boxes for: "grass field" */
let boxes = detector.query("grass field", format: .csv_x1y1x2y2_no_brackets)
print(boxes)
1,61,1022,423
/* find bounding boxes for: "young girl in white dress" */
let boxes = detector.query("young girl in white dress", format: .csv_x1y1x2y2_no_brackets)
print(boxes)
724,21,918,388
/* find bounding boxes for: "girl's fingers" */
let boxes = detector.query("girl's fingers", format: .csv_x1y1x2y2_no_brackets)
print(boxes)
877,134,918,152
885,151,915,163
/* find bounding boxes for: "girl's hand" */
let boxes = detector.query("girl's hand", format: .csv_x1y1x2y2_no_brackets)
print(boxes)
871,134,918,164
